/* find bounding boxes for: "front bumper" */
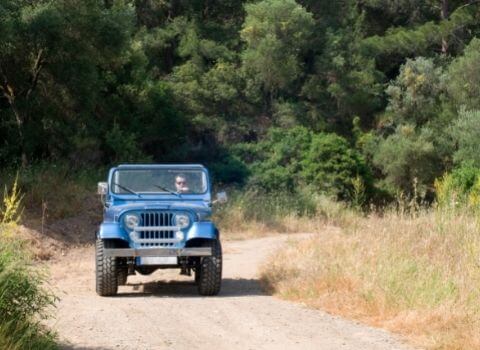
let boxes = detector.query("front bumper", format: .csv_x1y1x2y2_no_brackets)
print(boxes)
104,247,211,258
99,221,218,243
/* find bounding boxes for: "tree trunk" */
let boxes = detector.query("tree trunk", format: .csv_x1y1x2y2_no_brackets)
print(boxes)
0,86,28,167
10,102,28,167
1,51,44,168
441,0,449,54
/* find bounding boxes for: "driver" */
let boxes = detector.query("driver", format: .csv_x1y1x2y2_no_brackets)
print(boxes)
175,174,190,193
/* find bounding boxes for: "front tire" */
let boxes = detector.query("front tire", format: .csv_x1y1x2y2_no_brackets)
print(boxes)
117,261,128,286
196,240,222,296
95,239,118,296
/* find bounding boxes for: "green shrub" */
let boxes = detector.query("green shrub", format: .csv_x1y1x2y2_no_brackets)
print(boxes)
246,126,312,192
450,108,480,167
373,125,440,197
450,163,480,193
0,181,57,350
435,163,480,208
238,127,372,202
447,38,480,110
0,237,57,349
301,133,372,201
208,153,249,185
385,57,444,125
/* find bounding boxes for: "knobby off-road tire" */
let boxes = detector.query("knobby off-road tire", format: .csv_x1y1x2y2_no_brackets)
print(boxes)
194,268,201,285
197,240,222,296
117,262,128,286
96,239,118,296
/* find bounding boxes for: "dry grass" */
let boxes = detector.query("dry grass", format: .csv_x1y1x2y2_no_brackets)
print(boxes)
217,213,326,240
260,208,480,350
215,191,358,239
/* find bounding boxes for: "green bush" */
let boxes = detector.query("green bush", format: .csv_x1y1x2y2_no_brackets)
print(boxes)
447,38,480,110
0,237,57,350
0,182,57,350
373,125,440,197
385,57,444,125
208,153,249,185
246,126,312,192
237,127,372,202
450,163,480,193
450,108,480,167
301,133,372,200
435,163,480,208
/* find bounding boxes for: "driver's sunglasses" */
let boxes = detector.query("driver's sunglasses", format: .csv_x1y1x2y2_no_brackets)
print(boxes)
176,181,186,185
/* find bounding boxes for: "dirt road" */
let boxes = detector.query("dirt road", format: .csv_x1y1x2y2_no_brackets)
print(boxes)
49,234,411,350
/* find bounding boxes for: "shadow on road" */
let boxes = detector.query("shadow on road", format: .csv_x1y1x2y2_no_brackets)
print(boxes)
117,277,266,298
62,346,111,350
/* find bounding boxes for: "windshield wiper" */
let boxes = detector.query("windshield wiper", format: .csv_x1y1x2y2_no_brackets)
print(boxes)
153,184,180,197
112,182,142,198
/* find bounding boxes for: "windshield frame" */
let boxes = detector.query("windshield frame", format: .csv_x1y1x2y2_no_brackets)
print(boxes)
108,166,210,196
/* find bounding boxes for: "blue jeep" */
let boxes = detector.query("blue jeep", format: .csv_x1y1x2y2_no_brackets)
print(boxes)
95,164,226,296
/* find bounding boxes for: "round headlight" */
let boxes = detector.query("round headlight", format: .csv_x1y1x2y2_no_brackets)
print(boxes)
175,214,190,229
124,214,140,230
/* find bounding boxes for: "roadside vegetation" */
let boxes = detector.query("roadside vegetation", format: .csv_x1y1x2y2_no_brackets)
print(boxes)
260,175,480,350
0,180,58,350
214,189,355,239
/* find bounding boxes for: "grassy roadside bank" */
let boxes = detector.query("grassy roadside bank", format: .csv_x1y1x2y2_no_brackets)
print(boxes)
0,181,58,350
260,208,480,350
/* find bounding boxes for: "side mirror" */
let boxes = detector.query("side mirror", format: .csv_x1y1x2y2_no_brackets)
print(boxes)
97,182,108,195
214,191,228,204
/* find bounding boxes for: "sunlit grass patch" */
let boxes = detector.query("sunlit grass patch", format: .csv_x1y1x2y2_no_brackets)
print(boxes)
260,209,480,349
214,188,357,239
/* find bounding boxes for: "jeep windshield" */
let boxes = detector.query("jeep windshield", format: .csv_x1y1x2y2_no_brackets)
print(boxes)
111,168,208,195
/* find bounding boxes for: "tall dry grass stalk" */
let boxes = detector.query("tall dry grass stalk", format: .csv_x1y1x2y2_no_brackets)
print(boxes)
1,175,23,225
261,208,480,350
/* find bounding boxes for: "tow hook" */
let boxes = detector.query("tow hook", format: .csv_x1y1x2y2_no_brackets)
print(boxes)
127,258,135,275
180,258,191,276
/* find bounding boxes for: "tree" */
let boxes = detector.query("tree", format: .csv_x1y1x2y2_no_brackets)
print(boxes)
363,1,478,58
450,108,480,167
385,57,445,126
373,125,441,196
447,38,480,110
301,132,371,200
245,126,313,192
296,2,388,134
240,0,315,112
0,0,133,166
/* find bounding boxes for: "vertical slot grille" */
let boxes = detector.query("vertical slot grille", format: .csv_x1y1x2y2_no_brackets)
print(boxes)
138,211,175,247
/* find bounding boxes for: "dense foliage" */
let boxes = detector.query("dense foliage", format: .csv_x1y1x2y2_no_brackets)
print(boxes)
2,0,480,203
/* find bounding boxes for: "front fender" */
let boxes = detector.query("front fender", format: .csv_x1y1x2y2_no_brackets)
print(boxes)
98,222,129,241
186,222,218,241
